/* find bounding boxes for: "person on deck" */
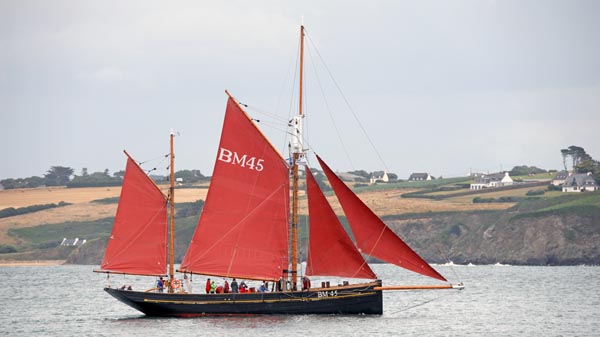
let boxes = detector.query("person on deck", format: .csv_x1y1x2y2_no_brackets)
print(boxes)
157,277,165,293
184,274,192,293
231,278,239,293
205,278,211,294
224,280,230,293
258,281,268,293
210,280,216,293
302,276,311,291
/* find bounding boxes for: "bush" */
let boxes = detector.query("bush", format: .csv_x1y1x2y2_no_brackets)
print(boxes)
526,189,545,196
0,245,17,254
0,202,72,219
473,196,521,203
91,197,120,204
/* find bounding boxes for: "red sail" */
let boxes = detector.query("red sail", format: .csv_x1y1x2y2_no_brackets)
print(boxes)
316,155,447,282
100,156,168,276
305,167,377,279
180,96,290,281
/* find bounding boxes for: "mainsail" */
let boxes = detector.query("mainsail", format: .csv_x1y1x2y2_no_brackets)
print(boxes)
305,166,377,279
99,155,168,276
179,96,290,281
316,155,447,282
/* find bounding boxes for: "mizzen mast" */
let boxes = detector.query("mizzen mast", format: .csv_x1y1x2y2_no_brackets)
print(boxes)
290,25,306,291
168,131,176,292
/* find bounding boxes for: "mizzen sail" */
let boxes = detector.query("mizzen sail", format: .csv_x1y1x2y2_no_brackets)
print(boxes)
316,155,447,282
305,166,377,279
179,96,290,281
99,155,168,276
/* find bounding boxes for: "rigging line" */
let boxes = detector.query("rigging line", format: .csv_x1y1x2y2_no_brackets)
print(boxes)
433,241,462,282
305,42,355,170
411,211,461,282
387,289,460,316
304,29,390,173
249,120,292,147
251,118,290,129
274,37,301,153
284,34,302,157
138,154,170,179
245,104,290,123
138,153,169,165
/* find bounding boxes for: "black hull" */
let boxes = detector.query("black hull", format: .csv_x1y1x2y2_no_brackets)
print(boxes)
105,280,383,316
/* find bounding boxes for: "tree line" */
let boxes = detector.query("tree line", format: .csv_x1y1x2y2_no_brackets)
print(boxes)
2,145,597,189
0,166,209,189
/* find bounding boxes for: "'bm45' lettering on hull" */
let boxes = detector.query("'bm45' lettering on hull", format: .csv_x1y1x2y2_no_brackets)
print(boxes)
218,148,264,171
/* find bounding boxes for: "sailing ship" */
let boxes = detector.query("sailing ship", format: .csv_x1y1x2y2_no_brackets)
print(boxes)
96,26,462,316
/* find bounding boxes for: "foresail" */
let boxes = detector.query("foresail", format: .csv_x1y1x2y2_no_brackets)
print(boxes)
305,166,377,279
316,155,447,282
179,96,290,281
100,156,168,276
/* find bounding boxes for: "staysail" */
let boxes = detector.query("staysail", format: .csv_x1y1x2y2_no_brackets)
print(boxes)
99,155,168,276
316,155,447,281
305,166,377,279
179,95,290,281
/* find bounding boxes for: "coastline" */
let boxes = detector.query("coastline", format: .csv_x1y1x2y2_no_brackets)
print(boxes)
0,260,65,267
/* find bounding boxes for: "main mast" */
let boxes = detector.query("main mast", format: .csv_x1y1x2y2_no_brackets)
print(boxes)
168,131,175,292
290,25,305,291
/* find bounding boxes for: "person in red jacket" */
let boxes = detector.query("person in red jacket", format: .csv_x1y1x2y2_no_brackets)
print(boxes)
205,278,211,294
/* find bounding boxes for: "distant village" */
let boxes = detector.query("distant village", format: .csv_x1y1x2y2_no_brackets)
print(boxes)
332,168,598,193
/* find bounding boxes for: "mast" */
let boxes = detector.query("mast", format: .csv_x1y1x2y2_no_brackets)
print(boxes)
168,131,175,292
290,25,305,291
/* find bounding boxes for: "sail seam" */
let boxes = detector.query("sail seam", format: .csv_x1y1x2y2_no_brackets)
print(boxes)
187,184,288,267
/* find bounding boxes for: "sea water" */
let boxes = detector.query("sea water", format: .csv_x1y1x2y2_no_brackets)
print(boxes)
1,264,598,336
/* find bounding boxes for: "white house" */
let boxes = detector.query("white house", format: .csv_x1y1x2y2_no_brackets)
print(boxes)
370,171,389,184
562,172,599,192
470,172,514,190
408,173,432,181
552,171,571,186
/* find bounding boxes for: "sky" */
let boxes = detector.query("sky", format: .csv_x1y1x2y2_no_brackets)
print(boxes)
1,0,599,180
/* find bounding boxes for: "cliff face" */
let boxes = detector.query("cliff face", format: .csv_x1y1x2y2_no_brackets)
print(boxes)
64,193,600,267
387,208,600,265
65,237,107,265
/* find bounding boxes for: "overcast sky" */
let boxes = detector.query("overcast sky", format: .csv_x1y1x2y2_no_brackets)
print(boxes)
2,0,599,180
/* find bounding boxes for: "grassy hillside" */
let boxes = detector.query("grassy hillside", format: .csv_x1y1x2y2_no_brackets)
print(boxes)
509,192,600,220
